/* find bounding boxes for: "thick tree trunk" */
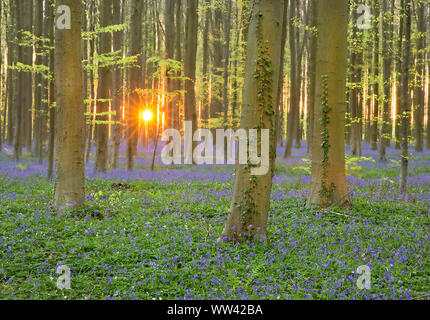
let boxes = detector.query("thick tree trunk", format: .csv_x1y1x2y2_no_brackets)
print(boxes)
307,0,350,208
54,0,86,208
220,0,283,243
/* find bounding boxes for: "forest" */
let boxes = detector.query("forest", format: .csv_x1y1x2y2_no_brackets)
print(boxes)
0,0,429,302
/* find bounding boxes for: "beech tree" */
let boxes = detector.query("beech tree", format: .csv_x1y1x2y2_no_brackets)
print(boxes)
54,0,86,208
307,0,350,208
219,0,284,242
95,0,113,173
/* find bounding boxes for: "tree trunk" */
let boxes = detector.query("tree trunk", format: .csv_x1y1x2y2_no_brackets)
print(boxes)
399,0,411,193
307,0,350,208
95,0,113,173
33,0,44,158
219,0,283,243
184,0,198,148
413,1,425,152
54,0,86,208
201,0,211,126
210,4,224,120
110,0,124,169
6,0,17,146
379,0,394,161
276,0,289,149
165,0,176,129
47,0,55,179
395,0,404,150
126,0,143,171
283,0,298,158
350,4,363,157
370,0,380,151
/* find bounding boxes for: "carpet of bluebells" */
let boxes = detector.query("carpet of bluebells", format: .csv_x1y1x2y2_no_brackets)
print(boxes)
0,141,429,300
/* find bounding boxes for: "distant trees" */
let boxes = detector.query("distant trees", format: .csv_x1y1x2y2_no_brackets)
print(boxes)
0,0,429,204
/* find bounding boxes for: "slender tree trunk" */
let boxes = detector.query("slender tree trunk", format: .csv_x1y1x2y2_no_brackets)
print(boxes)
47,0,55,179
6,0,17,146
110,0,124,169
307,1,317,155
395,0,404,150
370,0,380,151
201,0,211,126
284,0,298,158
277,0,289,149
220,0,284,243
222,0,232,129
174,0,182,131
54,0,86,208
210,4,224,120
184,0,198,146
379,0,393,161
413,0,425,152
350,4,363,157
307,0,350,208
399,0,411,193
165,0,176,130
95,0,113,173
126,0,143,171
33,0,43,158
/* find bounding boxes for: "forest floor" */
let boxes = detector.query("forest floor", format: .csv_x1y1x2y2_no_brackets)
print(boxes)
0,142,429,300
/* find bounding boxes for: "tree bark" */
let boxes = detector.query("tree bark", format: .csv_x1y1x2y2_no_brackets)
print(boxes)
110,0,124,169
413,0,425,152
95,0,113,173
54,0,86,208
219,0,284,243
379,0,394,161
399,0,411,193
184,0,198,140
126,0,143,171
307,0,350,208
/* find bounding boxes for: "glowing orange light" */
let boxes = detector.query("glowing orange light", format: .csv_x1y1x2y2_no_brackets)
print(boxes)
141,110,153,122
